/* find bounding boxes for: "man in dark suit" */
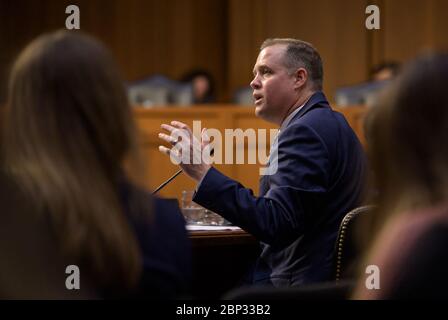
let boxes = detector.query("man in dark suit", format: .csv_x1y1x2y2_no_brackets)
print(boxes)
159,38,366,286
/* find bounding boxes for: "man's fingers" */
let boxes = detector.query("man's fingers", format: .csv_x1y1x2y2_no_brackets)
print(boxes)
159,145,182,165
161,123,175,133
159,145,182,157
158,133,178,146
158,145,171,155
201,128,211,145
162,121,191,131
161,122,193,140
171,121,189,130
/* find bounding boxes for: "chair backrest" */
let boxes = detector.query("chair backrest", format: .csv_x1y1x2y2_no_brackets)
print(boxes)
334,80,391,107
127,84,170,106
169,83,193,106
233,86,253,105
127,75,193,106
334,205,375,281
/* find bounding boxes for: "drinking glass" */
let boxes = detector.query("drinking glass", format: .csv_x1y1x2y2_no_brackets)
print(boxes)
181,190,206,225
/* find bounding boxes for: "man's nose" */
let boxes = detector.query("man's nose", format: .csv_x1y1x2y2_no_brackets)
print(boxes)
250,76,261,89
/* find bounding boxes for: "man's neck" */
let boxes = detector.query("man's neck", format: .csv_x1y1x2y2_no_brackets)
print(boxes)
279,90,315,126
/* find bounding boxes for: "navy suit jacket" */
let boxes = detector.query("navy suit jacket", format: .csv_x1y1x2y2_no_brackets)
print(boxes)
194,92,366,286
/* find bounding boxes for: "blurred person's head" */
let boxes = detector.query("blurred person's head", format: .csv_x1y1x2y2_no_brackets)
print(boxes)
182,69,215,104
368,53,448,221
251,38,323,125
370,61,400,82
3,30,147,293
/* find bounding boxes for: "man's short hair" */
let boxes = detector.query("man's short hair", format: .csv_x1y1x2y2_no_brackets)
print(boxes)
261,38,323,91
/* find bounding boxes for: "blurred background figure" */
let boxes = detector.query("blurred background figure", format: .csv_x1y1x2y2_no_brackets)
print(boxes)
0,30,191,299
334,61,401,107
353,53,448,299
181,69,216,104
369,61,401,82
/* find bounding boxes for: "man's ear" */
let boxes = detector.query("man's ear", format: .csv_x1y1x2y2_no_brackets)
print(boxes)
293,68,308,89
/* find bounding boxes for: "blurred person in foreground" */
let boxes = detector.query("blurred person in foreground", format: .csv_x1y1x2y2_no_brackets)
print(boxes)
354,53,448,299
0,30,191,299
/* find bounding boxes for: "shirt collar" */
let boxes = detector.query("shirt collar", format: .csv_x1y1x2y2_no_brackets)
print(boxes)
279,97,310,131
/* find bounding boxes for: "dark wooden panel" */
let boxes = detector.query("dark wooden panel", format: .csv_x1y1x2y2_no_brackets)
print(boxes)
0,0,227,102
379,0,448,63
228,0,369,103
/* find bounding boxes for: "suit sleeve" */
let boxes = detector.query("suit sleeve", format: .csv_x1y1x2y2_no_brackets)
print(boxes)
193,123,330,247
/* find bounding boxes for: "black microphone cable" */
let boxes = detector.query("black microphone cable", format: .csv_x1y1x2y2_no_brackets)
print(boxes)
152,147,214,195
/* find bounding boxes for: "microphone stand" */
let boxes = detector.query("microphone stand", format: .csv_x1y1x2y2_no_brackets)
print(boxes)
152,148,214,195
152,169,183,195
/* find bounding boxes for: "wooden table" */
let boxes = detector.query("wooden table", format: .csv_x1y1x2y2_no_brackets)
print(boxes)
189,228,257,246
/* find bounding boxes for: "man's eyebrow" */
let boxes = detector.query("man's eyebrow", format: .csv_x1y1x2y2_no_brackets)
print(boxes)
253,64,268,75
252,67,258,76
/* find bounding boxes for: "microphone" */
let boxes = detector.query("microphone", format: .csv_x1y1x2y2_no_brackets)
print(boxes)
152,148,214,195
152,169,183,195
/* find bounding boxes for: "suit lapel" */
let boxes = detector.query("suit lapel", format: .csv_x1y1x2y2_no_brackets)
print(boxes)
289,91,330,124
257,91,330,197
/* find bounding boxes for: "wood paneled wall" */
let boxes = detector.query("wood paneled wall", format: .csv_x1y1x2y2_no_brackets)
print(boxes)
2,0,448,104
228,0,369,103
0,0,227,102
371,0,448,65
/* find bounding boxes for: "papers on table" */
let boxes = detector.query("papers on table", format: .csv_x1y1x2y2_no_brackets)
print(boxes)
186,225,241,231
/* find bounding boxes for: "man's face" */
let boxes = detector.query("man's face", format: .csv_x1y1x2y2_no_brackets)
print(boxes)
250,44,298,124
